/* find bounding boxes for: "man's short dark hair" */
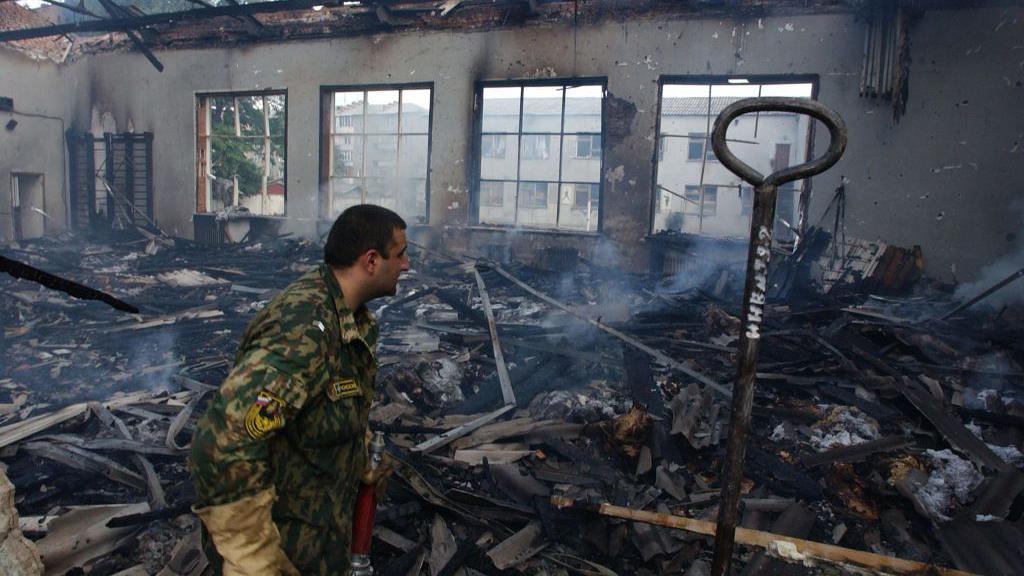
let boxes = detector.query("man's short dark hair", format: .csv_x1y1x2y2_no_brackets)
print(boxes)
324,204,407,268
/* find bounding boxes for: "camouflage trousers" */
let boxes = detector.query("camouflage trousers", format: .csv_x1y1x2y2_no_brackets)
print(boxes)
202,518,352,576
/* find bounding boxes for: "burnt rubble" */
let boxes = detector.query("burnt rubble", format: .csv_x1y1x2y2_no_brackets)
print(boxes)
1,230,1023,575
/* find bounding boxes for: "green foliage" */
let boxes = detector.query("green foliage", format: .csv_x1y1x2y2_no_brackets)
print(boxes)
207,94,285,206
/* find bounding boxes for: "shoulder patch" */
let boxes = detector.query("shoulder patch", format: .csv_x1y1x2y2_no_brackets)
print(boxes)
244,390,286,440
327,379,361,401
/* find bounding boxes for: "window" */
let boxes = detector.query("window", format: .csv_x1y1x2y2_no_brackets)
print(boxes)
482,134,506,159
574,135,602,159
687,133,715,161
519,182,550,209
323,85,432,224
480,181,505,207
653,77,815,244
197,91,286,216
476,79,604,231
684,185,717,217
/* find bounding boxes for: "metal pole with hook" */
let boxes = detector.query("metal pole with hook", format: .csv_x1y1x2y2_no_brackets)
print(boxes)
708,97,847,576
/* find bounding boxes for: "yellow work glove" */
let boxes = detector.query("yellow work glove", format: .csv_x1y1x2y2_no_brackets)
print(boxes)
193,488,300,576
360,429,395,499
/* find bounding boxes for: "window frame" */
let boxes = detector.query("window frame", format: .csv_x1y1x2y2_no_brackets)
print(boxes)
317,82,434,224
196,89,288,216
471,76,607,233
650,74,820,240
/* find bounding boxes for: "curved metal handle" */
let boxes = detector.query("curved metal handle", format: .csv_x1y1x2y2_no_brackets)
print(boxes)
711,97,847,188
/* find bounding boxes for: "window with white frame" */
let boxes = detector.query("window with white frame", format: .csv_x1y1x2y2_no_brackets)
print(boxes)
476,80,604,231
653,78,815,246
198,91,286,216
325,86,431,224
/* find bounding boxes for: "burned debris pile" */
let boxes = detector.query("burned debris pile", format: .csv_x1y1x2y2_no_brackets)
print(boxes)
2,233,1023,575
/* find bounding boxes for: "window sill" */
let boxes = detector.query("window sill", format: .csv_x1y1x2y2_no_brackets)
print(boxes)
466,224,602,237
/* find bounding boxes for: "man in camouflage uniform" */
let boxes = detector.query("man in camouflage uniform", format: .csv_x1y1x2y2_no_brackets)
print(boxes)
189,205,409,576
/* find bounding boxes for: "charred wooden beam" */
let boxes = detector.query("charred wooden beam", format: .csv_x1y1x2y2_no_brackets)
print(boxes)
0,253,140,313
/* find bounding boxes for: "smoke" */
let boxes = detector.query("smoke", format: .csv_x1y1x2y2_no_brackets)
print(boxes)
122,329,182,394
658,240,746,297
953,200,1024,309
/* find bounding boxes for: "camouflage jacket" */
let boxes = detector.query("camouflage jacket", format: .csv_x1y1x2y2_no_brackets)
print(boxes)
189,264,379,574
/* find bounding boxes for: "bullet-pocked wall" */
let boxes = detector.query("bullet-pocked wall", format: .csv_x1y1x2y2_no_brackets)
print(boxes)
76,6,1024,282
0,48,73,242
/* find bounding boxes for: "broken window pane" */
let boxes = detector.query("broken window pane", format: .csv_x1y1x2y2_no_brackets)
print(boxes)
653,79,813,245
209,96,235,136
238,96,265,138
482,87,521,133
267,95,286,137
401,89,431,133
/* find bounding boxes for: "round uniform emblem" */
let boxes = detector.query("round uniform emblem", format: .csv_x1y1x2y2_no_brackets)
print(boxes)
245,390,285,440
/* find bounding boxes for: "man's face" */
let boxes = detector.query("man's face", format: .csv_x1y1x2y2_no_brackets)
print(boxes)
375,228,410,297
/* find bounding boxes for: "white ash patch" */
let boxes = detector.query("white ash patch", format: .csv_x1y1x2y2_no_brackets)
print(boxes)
809,405,880,452
157,269,227,287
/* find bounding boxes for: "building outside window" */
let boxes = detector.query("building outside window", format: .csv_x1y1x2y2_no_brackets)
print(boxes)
653,78,816,246
476,79,604,232
323,85,432,224
197,91,286,216
481,134,506,159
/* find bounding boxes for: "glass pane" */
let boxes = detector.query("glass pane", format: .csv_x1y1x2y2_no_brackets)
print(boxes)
516,181,557,228
480,134,519,180
478,181,517,225
365,135,398,178
367,90,400,133
267,95,285,137
519,134,559,181
401,89,431,133
332,135,363,178
561,135,601,182
398,135,429,179
558,183,599,231
363,177,398,211
334,91,364,133
482,86,521,133
208,96,236,135
331,177,363,217
563,84,602,133
522,86,562,133
238,96,265,137
397,178,427,224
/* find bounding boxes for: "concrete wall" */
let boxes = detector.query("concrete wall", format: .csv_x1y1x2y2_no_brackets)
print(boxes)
67,6,1024,281
0,49,71,242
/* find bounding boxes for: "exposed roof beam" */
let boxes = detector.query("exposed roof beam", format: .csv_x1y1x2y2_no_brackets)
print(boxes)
95,0,165,72
0,0,350,43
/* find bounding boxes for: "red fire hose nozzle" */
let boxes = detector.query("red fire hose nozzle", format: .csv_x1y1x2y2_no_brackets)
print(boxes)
351,431,385,576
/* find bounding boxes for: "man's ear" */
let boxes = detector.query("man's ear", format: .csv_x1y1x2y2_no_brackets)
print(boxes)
363,249,380,273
